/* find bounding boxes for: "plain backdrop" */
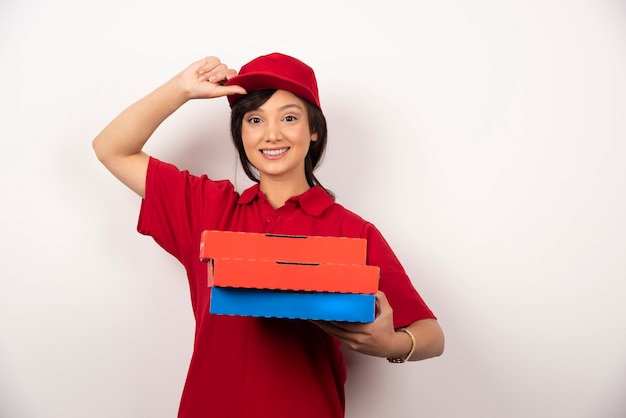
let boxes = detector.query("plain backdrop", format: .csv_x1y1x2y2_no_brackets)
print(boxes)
1,1,625,417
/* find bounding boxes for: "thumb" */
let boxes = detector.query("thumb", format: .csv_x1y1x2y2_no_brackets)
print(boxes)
213,84,247,98
375,290,392,317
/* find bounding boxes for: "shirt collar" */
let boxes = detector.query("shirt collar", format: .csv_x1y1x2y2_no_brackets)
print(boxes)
238,184,334,217
238,183,261,205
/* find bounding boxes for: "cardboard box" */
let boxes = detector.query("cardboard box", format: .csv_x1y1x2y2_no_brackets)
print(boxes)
208,258,379,294
209,287,376,322
200,230,367,265
200,230,379,322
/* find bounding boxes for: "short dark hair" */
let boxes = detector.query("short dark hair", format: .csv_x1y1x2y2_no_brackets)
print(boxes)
230,89,334,199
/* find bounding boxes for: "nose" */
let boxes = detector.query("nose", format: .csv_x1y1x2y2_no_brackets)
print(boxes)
265,119,282,142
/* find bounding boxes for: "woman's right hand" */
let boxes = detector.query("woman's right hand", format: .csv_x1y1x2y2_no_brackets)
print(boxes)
175,56,247,100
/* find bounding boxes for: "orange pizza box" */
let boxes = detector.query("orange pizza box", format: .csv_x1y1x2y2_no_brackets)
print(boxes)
199,230,367,265
207,258,379,294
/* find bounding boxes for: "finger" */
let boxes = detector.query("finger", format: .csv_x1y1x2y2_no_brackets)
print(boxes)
197,60,239,83
197,56,222,75
375,290,391,312
198,64,229,82
328,321,361,332
314,320,339,332
315,320,352,336
213,69,240,86
213,84,247,97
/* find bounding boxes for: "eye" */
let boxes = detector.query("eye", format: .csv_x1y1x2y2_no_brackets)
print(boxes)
247,116,262,124
283,115,297,122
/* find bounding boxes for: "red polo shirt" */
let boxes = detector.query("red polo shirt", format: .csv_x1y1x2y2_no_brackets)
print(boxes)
138,157,435,418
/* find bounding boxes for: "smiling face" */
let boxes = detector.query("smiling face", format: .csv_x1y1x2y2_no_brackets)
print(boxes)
241,89,318,188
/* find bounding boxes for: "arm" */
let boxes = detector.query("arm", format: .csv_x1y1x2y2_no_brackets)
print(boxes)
92,56,246,198
315,291,445,362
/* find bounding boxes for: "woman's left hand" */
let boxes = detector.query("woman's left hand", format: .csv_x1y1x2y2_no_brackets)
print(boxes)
313,290,398,358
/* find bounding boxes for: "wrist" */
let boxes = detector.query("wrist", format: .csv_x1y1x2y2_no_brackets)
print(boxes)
168,74,195,102
386,328,416,364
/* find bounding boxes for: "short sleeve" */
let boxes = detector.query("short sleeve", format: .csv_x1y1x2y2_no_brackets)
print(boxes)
362,223,436,328
137,157,240,266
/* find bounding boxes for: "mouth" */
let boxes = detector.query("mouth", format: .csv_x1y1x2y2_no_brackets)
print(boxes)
261,147,289,157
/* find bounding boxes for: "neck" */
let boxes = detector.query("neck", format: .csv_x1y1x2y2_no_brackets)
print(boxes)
259,176,311,209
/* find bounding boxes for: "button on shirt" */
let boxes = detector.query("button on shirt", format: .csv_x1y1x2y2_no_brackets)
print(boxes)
138,157,435,418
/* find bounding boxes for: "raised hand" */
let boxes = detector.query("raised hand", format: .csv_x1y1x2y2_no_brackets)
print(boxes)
174,56,247,100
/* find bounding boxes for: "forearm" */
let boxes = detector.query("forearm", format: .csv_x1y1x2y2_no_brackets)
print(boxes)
92,77,191,197
387,318,445,362
92,56,244,198
92,77,189,163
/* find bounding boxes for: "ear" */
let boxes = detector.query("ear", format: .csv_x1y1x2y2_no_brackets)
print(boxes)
311,132,318,142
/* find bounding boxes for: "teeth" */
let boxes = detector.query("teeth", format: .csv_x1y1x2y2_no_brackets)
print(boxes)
262,148,288,156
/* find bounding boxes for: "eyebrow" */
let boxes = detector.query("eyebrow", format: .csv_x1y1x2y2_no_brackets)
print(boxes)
278,103,304,111
250,103,304,114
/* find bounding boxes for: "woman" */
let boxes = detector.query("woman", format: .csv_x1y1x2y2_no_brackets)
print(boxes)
92,52,444,418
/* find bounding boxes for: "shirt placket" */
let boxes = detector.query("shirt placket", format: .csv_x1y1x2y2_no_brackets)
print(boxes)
262,201,295,234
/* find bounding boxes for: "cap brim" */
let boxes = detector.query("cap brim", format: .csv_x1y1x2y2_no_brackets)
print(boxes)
225,72,319,108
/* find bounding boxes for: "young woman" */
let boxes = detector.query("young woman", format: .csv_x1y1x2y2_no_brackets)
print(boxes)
93,52,444,418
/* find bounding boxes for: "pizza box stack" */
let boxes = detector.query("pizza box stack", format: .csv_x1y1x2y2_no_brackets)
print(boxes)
199,230,380,322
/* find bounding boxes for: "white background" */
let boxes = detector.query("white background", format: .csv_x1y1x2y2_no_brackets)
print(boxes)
1,1,625,417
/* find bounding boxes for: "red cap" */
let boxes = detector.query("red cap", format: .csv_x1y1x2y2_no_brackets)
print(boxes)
225,52,321,109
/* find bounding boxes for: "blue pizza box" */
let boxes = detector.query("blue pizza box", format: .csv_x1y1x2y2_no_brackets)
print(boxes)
209,287,376,322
